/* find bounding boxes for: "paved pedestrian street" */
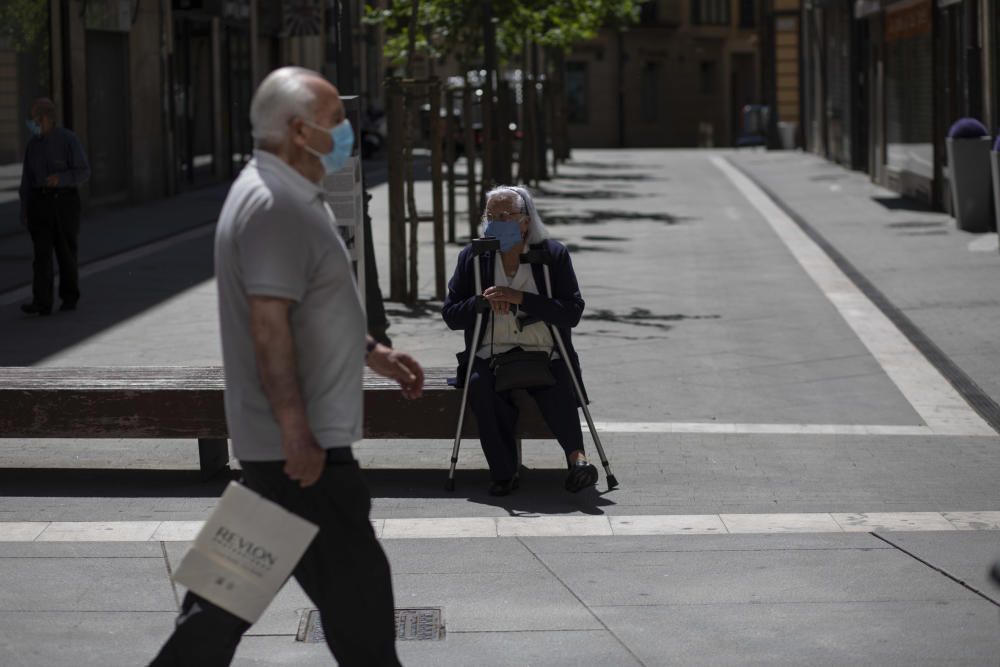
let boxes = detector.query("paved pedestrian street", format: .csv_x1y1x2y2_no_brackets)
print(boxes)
2,150,1000,665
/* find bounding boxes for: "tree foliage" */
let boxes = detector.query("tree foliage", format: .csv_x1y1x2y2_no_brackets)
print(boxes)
365,0,643,69
0,0,49,53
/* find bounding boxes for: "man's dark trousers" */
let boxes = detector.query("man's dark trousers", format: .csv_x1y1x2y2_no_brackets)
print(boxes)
27,189,80,311
150,453,402,667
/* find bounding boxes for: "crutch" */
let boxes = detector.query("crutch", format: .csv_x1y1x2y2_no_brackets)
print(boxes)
446,238,500,492
528,248,619,490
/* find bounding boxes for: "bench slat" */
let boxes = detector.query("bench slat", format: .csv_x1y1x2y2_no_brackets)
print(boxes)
0,367,552,439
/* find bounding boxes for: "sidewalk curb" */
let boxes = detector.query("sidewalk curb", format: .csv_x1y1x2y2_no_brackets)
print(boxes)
726,157,1000,437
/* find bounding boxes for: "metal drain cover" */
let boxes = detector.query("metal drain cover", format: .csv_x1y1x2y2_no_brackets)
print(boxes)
296,607,445,642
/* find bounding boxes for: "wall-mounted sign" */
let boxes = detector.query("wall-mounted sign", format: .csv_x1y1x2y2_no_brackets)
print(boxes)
885,0,931,42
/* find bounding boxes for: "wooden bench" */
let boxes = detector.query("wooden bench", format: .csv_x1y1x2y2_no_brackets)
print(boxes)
0,366,551,475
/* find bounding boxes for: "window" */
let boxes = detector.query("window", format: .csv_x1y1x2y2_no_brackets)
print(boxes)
691,0,730,26
640,1,658,25
641,62,659,122
700,61,718,95
565,61,589,124
739,0,756,28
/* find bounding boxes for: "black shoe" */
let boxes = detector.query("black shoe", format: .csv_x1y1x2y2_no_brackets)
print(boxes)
565,461,598,493
20,303,52,316
990,560,1000,588
59,301,77,312
488,476,520,497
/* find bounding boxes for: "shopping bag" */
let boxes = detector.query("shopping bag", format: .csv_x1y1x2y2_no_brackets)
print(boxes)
172,481,319,623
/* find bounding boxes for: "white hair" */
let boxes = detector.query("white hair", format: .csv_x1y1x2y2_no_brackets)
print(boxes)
482,185,550,245
249,66,320,146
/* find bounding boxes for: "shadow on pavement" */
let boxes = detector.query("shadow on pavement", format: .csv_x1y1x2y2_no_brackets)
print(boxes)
563,160,647,171
0,467,237,497
363,468,617,516
1,230,216,365
872,195,935,213
383,301,443,320
535,186,645,200
550,173,655,182
538,208,694,226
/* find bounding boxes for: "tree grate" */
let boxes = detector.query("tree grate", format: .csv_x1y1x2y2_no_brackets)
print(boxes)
296,607,445,643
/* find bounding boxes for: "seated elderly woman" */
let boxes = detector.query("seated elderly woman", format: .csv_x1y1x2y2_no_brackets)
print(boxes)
442,185,598,496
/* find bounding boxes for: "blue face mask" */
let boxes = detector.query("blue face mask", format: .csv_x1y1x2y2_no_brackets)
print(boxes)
483,219,525,252
305,118,355,174
26,120,41,137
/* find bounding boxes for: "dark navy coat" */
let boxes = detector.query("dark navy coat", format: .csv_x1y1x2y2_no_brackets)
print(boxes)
441,239,588,403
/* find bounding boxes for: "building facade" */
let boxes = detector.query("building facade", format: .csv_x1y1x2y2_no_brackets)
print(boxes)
563,0,762,148
0,0,370,226
802,0,998,208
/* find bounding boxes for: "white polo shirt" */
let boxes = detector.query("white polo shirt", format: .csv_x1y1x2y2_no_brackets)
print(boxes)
215,150,365,461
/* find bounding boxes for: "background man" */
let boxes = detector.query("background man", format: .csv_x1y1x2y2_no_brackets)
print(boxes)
18,97,90,316
150,67,423,666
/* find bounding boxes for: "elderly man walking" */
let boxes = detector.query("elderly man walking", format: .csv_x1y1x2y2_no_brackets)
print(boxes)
149,67,423,666
18,97,90,316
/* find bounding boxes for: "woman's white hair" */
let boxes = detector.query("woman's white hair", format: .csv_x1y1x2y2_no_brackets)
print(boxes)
482,185,550,245
250,66,319,147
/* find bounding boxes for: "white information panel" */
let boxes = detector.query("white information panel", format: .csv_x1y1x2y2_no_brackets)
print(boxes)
321,153,366,313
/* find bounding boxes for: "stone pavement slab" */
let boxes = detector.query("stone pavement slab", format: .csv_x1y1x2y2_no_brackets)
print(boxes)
0,610,176,667
877,530,1000,602
529,536,978,607
729,151,1000,419
0,552,174,612
233,628,641,667
594,600,998,667
2,533,998,666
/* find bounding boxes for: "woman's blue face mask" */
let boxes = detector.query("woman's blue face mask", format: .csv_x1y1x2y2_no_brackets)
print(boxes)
483,219,524,252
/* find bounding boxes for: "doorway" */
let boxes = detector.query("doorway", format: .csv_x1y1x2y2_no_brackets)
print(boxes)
85,30,130,204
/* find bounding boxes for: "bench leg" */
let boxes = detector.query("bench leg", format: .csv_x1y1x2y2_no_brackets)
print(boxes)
198,438,230,477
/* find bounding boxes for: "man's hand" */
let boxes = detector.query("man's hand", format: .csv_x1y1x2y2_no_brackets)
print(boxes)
483,286,523,315
282,426,326,487
45,174,59,187
367,344,424,399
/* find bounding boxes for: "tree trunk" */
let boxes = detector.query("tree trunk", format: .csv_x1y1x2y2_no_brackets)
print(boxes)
404,90,419,305
403,1,420,305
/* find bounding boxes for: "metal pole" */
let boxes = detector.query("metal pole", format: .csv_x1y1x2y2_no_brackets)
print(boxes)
542,265,618,490
447,252,488,491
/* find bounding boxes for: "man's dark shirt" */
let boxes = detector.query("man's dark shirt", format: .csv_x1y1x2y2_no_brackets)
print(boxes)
18,127,91,209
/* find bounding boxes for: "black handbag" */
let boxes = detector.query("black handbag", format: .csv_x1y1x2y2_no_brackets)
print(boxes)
490,347,556,392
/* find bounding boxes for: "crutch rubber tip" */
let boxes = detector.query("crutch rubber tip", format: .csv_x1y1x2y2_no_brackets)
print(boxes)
606,474,619,490
445,478,456,492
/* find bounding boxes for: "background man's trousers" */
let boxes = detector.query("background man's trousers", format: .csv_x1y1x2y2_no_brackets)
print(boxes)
150,453,402,667
26,189,80,310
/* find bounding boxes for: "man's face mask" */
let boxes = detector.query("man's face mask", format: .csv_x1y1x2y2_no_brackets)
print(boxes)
483,219,524,252
304,118,354,174
26,119,41,137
